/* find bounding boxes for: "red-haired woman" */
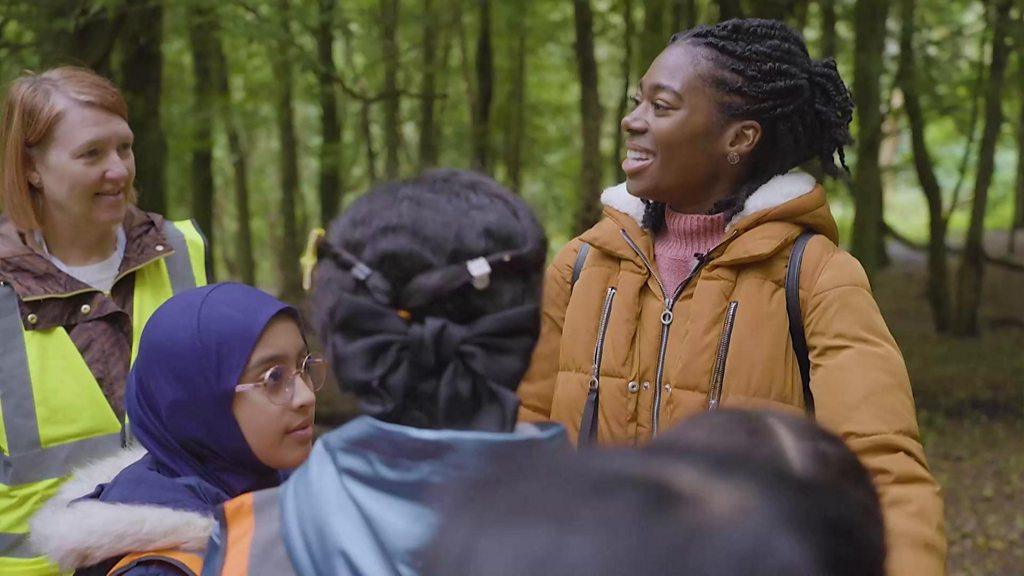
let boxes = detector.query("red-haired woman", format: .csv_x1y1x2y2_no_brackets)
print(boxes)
0,67,208,575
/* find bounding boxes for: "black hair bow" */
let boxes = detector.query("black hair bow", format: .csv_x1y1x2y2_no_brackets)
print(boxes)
326,291,539,432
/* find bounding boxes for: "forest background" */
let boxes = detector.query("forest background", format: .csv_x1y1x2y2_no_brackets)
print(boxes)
0,0,1021,573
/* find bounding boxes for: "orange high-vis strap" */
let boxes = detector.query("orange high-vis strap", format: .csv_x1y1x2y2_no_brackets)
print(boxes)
107,549,203,576
220,492,257,576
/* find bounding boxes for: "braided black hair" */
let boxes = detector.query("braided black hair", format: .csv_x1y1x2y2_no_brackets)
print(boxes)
642,18,854,231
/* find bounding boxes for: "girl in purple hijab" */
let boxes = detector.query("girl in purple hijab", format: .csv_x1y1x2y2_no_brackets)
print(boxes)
30,283,324,576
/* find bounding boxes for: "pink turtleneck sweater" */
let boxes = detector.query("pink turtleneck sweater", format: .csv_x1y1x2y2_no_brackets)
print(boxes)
653,208,728,295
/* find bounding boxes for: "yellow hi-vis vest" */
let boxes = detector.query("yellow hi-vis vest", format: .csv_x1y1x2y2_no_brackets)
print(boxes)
0,220,207,576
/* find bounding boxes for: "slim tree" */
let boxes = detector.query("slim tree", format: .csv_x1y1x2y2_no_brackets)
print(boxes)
717,0,742,20
821,0,837,59
850,0,891,278
318,0,344,221
380,0,401,179
671,0,698,31
640,0,667,70
204,7,256,285
504,0,528,191
612,0,636,183
188,4,216,260
953,0,1014,336
896,0,950,331
1010,50,1024,255
271,0,303,301
419,0,440,170
473,0,494,173
120,0,166,215
36,1,121,75
573,0,604,233
749,0,797,20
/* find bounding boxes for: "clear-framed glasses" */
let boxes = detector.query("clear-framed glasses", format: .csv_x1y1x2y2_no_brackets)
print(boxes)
235,354,327,405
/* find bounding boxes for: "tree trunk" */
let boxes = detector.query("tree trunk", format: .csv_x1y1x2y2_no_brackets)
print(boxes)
953,0,1013,336
612,0,635,183
672,0,698,31
573,0,604,233
362,101,380,183
188,5,216,262
821,0,837,59
204,10,255,286
640,0,668,70
419,0,439,171
504,0,528,192
1010,51,1024,255
717,0,743,20
749,0,796,20
472,0,494,174
793,0,811,31
897,0,950,332
850,0,890,279
318,0,343,222
380,0,401,179
120,0,166,216
37,2,121,75
271,0,303,301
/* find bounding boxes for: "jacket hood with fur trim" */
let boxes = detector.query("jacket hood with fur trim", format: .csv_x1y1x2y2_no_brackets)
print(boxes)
587,172,840,265
600,172,837,235
29,448,215,571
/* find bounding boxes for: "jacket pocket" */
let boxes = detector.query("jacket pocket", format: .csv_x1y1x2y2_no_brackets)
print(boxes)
579,287,616,445
706,301,739,411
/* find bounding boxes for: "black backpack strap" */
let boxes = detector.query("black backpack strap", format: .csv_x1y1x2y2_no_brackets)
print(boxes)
571,242,597,445
786,231,817,416
571,242,591,289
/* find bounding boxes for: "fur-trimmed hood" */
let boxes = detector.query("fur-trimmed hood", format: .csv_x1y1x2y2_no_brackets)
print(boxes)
586,172,839,266
599,171,826,232
29,448,215,571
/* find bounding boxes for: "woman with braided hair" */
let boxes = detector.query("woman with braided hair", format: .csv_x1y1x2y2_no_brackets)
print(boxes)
519,18,945,575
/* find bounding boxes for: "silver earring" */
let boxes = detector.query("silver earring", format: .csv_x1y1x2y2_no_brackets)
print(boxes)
727,151,741,165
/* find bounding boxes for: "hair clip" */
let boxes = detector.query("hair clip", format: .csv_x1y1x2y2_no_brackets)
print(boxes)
466,257,492,291
301,228,326,292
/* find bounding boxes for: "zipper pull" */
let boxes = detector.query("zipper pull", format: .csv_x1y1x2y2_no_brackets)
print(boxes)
661,298,674,325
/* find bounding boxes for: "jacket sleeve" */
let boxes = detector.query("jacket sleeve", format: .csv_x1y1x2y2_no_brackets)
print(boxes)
804,245,947,576
517,240,582,422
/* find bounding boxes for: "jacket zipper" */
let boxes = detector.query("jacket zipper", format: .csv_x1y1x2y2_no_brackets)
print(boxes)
706,301,739,411
589,287,617,393
619,230,709,436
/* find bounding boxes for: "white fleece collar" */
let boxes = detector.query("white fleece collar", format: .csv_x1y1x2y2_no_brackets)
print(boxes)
29,447,215,570
600,172,818,229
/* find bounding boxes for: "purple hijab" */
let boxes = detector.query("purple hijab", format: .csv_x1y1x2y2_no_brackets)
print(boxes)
90,283,298,514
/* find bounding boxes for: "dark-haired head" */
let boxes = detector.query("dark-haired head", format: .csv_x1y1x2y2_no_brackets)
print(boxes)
312,169,547,431
622,18,854,230
427,449,886,576
647,409,886,562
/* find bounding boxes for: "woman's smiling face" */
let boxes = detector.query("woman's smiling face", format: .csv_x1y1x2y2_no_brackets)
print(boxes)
621,43,757,214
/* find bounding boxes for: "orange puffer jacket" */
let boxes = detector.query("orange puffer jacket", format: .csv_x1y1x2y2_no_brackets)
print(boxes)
519,173,946,576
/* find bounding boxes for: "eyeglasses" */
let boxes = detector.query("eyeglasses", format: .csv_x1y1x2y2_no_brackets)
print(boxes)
235,354,327,405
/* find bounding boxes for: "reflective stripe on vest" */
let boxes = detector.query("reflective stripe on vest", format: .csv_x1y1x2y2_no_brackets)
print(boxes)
108,549,203,576
217,490,296,576
0,220,206,576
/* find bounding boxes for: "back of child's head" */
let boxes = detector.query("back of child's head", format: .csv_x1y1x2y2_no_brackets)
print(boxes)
648,411,879,499
426,449,886,576
648,409,885,559
313,169,547,431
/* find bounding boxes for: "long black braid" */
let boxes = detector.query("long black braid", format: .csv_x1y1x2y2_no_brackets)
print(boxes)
642,19,854,231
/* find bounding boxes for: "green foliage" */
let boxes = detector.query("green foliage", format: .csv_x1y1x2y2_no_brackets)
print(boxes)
0,0,1020,288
